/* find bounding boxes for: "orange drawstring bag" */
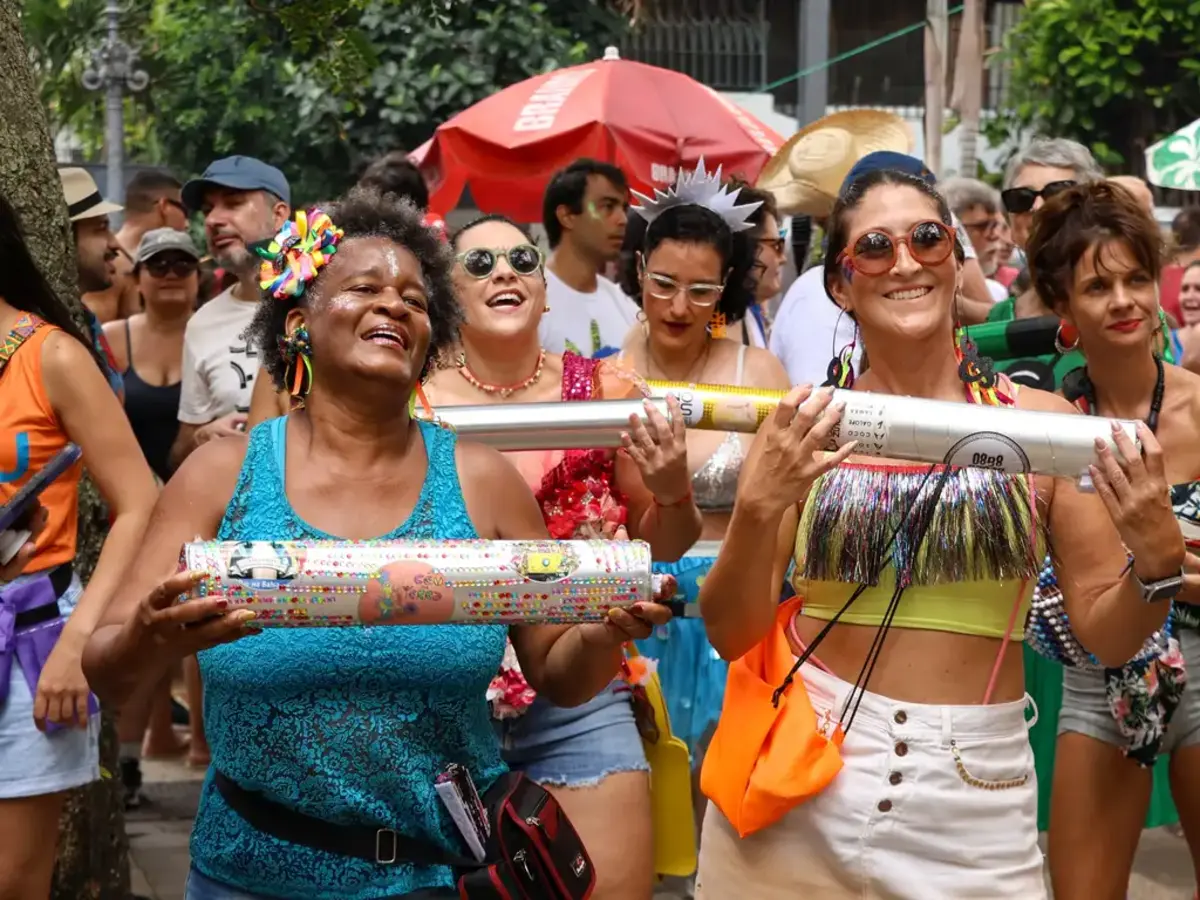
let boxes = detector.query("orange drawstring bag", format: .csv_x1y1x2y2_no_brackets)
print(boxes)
699,596,845,838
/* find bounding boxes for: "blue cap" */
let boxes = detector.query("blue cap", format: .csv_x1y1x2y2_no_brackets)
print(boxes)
182,155,291,211
840,151,936,197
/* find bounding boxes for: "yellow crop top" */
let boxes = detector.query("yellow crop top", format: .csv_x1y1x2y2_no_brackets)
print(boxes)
791,461,1041,641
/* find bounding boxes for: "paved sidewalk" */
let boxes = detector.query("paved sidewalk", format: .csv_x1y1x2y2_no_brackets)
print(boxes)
129,758,1195,900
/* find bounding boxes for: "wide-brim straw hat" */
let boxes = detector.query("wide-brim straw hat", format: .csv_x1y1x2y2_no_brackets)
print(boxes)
757,109,914,219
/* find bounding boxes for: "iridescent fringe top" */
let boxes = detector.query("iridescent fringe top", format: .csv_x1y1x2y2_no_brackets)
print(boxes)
791,462,1041,641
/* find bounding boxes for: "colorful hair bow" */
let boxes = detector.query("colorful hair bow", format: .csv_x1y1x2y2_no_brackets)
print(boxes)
257,208,344,300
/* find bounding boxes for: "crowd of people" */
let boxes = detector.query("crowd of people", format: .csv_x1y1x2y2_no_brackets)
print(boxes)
1,108,1200,900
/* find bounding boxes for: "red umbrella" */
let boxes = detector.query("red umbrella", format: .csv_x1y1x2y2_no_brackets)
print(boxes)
410,48,785,222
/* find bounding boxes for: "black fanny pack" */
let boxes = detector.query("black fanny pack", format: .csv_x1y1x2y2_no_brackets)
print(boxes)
213,769,595,900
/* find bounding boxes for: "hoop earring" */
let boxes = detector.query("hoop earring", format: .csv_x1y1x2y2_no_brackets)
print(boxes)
278,323,313,403
707,310,727,340
1054,321,1080,355
822,310,857,388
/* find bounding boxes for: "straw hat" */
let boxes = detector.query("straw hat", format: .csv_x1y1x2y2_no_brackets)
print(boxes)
756,109,914,218
59,167,122,222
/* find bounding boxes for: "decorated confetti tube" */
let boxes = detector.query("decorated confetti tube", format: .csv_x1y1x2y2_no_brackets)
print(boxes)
179,539,673,627
644,381,1140,483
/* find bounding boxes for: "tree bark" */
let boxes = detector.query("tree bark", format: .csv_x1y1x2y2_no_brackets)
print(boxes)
0,3,130,898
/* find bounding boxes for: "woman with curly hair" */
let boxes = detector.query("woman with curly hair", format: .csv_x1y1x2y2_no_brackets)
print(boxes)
82,189,670,900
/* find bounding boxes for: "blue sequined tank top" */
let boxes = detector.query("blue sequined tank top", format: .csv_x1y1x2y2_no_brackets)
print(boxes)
190,417,508,899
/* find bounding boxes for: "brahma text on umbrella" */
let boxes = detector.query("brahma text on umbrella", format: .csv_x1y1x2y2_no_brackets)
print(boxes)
651,164,679,184
513,69,596,132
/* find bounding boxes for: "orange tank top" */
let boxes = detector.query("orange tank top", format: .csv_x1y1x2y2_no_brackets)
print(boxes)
0,316,82,570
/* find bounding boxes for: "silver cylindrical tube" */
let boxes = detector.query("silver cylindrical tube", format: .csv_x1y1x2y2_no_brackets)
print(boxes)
645,381,1139,481
420,385,1138,481
423,399,668,451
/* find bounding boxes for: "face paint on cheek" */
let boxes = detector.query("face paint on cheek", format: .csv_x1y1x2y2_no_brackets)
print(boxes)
326,293,359,313
586,201,603,221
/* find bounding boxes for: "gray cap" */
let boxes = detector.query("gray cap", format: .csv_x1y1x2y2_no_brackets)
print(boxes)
182,155,291,211
134,228,201,266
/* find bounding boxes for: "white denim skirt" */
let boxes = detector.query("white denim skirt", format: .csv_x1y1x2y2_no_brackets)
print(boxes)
695,661,1045,899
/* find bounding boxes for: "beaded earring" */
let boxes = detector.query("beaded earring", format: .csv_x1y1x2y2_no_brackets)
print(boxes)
278,323,313,402
707,310,727,339
822,310,857,388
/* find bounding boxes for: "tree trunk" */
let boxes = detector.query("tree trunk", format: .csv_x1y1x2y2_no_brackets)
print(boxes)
0,3,131,898
923,0,948,175
950,0,984,178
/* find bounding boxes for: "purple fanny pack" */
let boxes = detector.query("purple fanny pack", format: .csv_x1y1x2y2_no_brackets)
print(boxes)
0,567,99,732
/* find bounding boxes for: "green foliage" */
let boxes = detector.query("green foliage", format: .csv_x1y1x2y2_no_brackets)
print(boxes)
986,0,1200,173
22,0,627,205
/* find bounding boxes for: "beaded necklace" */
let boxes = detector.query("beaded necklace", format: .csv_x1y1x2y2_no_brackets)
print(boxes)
456,349,546,398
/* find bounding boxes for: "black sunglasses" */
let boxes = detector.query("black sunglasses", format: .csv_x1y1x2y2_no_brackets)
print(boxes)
144,257,199,278
456,245,543,279
1001,180,1077,214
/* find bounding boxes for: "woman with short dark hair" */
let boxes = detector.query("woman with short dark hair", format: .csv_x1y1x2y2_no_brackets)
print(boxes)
83,189,670,900
1027,182,1200,899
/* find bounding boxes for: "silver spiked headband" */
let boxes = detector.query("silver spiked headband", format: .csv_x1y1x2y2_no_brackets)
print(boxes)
630,158,762,232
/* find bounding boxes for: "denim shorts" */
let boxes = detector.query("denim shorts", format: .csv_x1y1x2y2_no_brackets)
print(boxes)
1059,626,1200,750
0,574,100,800
186,867,458,899
495,681,648,787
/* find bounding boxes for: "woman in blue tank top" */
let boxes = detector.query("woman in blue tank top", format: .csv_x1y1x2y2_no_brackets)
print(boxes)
83,190,671,900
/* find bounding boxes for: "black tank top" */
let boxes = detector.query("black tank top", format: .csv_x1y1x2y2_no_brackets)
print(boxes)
122,319,181,482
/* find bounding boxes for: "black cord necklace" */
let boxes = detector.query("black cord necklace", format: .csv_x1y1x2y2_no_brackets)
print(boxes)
1065,356,1165,434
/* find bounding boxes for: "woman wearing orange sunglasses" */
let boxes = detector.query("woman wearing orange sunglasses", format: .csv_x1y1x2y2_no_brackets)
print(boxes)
692,167,1184,898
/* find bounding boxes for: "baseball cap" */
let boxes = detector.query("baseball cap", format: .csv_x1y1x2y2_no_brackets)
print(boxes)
133,228,201,266
182,155,291,212
60,168,123,222
840,151,937,197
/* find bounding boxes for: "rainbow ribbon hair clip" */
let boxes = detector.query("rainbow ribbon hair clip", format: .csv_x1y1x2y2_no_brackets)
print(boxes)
257,209,345,300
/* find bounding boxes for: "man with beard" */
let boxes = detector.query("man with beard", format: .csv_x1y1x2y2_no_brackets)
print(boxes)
168,156,290,471
59,167,125,395
81,170,187,324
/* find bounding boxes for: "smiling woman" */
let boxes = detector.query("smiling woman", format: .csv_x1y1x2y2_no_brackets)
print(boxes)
1023,182,1200,900
82,189,671,900
420,212,700,900
692,170,1186,899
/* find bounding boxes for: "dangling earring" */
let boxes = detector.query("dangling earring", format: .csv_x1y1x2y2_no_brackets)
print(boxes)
1155,307,1169,359
277,323,313,403
1054,320,1080,355
707,310,727,340
822,310,857,388
955,307,1006,405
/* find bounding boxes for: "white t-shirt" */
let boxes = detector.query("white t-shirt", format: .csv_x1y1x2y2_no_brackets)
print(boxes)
539,270,639,359
769,266,863,387
178,287,261,424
